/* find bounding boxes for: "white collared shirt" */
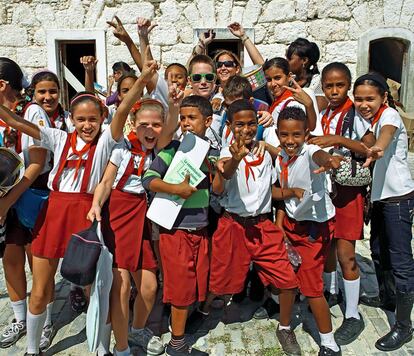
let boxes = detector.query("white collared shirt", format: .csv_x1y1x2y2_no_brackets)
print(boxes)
369,107,414,201
219,146,275,217
275,143,335,222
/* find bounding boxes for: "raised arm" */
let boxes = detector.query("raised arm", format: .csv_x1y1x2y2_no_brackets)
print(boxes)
107,16,143,71
312,149,343,174
221,135,249,179
362,125,397,166
81,56,98,93
228,22,264,65
111,47,159,141
0,105,40,140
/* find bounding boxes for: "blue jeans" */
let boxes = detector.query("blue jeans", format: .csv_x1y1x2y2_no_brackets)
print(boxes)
371,198,414,293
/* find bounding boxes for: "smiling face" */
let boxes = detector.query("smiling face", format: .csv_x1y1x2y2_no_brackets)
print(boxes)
34,80,59,116
189,63,216,99
118,77,137,102
264,66,291,99
230,110,257,148
216,53,240,86
322,69,350,109
70,101,104,143
134,109,164,150
353,84,387,121
277,119,307,157
165,65,187,90
179,106,211,137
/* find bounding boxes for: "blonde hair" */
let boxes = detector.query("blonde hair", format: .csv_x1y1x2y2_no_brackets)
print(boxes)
131,99,165,123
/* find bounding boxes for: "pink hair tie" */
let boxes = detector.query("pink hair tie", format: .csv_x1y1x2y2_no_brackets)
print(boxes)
70,93,100,107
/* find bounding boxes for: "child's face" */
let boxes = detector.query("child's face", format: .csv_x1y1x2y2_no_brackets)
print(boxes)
277,119,307,157
216,54,239,85
230,110,257,147
134,109,164,150
354,84,387,121
165,65,187,90
322,70,350,109
286,53,306,75
179,106,211,137
189,63,216,99
70,101,104,143
113,70,123,82
118,77,136,102
34,80,59,116
265,66,290,99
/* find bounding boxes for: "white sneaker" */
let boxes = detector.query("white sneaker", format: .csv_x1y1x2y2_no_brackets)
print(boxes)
39,323,55,351
128,327,165,355
0,319,26,348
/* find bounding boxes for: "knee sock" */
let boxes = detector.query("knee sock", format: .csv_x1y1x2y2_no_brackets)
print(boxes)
319,331,339,352
343,277,360,319
323,271,338,294
26,309,47,354
11,299,27,323
271,293,279,304
97,323,111,356
278,324,290,330
169,334,186,350
44,302,53,327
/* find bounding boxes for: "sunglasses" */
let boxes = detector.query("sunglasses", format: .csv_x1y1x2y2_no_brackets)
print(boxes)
216,60,236,68
190,73,216,83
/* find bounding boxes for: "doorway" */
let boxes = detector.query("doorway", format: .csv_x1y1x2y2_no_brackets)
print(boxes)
207,39,243,64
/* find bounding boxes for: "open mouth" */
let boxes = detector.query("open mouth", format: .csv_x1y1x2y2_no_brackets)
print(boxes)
145,136,156,144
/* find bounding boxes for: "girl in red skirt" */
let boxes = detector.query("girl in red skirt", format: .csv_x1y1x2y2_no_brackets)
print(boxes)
87,72,182,355
0,57,158,356
309,63,375,346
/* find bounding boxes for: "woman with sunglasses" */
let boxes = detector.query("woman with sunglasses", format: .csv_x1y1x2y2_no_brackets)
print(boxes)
213,50,241,88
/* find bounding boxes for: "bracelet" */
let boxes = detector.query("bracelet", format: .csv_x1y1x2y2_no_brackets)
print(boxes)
241,35,249,43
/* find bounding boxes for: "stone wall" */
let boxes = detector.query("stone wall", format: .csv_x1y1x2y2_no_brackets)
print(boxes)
0,0,413,85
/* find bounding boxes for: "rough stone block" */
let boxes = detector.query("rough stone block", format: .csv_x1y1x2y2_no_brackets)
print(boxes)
84,0,105,28
307,19,348,41
313,0,352,19
159,0,181,23
256,43,287,61
16,47,46,68
352,1,384,31
151,24,178,46
161,43,193,65
115,2,155,24
12,3,39,27
242,0,262,26
325,41,358,63
272,21,307,43
0,25,28,47
260,0,297,23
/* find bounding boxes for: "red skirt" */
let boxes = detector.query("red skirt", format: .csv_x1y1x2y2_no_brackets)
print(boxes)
31,191,93,259
332,184,366,240
102,189,156,272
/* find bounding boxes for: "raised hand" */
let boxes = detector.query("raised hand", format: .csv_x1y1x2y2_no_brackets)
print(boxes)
199,29,215,47
174,174,197,199
361,143,383,167
80,56,98,72
227,22,245,38
252,140,265,157
230,134,249,161
107,16,132,43
257,111,274,128
137,17,158,38
313,155,343,174
167,71,184,107
283,78,313,107
140,47,159,84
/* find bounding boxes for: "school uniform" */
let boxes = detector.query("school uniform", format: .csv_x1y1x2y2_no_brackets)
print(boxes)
276,143,335,297
209,147,298,296
101,138,157,272
320,99,371,240
369,106,414,293
31,127,118,259
142,140,219,307
221,125,279,149
6,104,52,246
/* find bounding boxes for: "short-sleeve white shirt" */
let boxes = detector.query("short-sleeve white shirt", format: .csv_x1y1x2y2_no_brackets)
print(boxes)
219,147,275,217
275,143,335,222
369,107,414,201
110,139,152,194
39,126,118,194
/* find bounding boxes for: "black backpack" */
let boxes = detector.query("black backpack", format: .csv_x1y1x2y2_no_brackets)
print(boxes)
61,220,102,286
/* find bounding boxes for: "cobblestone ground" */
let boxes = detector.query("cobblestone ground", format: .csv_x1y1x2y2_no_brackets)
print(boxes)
1,154,414,356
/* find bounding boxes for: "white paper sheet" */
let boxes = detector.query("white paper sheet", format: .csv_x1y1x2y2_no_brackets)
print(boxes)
292,190,324,220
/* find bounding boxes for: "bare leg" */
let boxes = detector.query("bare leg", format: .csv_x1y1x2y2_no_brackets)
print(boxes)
3,244,28,302
308,296,333,333
279,288,296,326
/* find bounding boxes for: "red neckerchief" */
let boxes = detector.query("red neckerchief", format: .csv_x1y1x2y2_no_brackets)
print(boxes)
69,131,93,182
0,119,7,128
49,109,60,129
243,154,264,192
278,155,298,188
127,131,151,176
269,90,293,114
370,104,388,128
321,97,353,136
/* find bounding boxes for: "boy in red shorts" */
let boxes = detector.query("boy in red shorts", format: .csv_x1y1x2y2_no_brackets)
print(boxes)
273,106,342,356
142,95,222,356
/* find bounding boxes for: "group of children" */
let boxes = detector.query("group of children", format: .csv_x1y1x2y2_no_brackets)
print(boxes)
0,16,413,356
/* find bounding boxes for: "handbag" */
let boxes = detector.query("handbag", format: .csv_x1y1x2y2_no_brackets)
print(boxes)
0,223,6,258
13,188,49,229
330,106,372,187
60,219,102,286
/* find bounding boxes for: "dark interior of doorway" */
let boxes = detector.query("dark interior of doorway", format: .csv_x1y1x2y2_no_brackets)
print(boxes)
207,39,242,64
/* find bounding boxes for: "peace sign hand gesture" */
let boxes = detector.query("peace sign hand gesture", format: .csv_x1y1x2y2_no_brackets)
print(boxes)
140,47,159,85
283,78,313,108
230,134,249,162
107,16,132,44
167,72,184,107
137,17,158,38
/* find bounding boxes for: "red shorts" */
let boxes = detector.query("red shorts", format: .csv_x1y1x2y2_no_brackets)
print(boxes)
159,228,209,307
5,209,32,246
209,215,298,295
283,216,335,297
31,191,93,259
102,189,157,272
332,184,366,240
